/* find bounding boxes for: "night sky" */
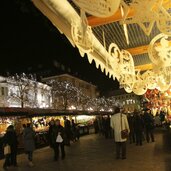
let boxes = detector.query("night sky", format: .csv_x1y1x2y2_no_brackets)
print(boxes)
0,0,119,92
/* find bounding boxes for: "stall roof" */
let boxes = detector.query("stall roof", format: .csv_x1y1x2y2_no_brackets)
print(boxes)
0,107,113,117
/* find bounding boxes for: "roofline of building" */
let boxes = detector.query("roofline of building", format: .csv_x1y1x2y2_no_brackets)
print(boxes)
42,73,97,88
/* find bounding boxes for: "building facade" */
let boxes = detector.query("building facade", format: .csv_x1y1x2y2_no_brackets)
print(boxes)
42,74,99,110
42,74,98,98
0,76,52,108
106,89,142,113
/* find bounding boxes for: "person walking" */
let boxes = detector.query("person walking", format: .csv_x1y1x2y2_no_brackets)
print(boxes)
23,123,35,167
48,119,58,161
143,109,155,143
133,109,144,146
54,119,66,160
48,120,55,149
3,125,18,170
71,119,77,142
93,118,99,134
103,115,111,139
127,113,135,144
63,116,71,146
110,107,130,160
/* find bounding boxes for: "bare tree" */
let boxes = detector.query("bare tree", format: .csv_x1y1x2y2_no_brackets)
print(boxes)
38,83,52,108
85,96,119,112
106,96,118,111
78,94,90,111
85,97,98,111
86,97,107,111
7,73,38,108
48,80,80,110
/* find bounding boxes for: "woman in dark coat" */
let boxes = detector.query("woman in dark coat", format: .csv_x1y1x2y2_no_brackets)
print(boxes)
48,120,55,148
23,123,35,167
133,110,144,146
3,125,18,170
50,119,66,161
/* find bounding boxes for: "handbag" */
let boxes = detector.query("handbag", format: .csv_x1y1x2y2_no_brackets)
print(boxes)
121,129,129,139
4,144,11,155
56,134,63,143
120,114,129,139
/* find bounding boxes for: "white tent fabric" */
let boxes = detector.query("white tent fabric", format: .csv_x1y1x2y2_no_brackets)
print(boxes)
32,0,119,79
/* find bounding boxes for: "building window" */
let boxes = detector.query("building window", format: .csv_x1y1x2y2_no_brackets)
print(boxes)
1,87,5,96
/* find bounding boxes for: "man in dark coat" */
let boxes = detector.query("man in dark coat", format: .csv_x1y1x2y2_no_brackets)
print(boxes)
133,110,144,146
143,109,155,143
63,116,71,146
127,113,135,144
103,115,111,139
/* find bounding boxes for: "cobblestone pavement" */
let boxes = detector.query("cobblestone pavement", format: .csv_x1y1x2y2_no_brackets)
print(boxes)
0,128,171,171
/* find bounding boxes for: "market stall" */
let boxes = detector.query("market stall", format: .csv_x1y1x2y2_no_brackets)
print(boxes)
0,107,113,159
0,115,29,159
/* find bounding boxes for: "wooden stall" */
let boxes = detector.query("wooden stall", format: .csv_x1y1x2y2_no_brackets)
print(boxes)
0,107,113,159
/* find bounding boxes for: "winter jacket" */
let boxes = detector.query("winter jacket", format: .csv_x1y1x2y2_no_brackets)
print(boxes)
110,113,130,142
23,127,35,152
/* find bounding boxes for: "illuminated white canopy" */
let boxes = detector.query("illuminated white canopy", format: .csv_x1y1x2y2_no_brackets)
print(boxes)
32,0,171,95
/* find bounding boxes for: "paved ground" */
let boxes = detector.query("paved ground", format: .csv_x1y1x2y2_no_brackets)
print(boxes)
1,127,171,171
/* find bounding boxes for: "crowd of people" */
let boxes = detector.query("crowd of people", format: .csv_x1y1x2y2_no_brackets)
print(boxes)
93,107,167,160
2,123,35,170
48,117,80,162
1,109,167,170
128,108,155,146
1,116,80,170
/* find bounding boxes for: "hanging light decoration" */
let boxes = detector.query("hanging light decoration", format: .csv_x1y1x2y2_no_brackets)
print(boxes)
157,1,171,36
155,67,171,91
141,70,157,90
108,43,135,93
132,71,148,95
121,0,171,36
147,33,171,92
71,10,94,56
72,0,121,18
32,0,171,96
148,33,171,68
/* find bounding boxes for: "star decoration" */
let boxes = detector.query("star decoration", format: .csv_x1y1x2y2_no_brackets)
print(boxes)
120,0,170,36
157,1,171,35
